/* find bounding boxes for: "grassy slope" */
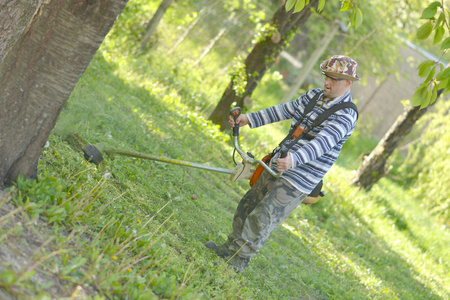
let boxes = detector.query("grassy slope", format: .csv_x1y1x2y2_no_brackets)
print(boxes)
1,3,450,299
1,45,449,299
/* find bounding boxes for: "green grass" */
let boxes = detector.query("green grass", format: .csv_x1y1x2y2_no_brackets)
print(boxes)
1,2,450,298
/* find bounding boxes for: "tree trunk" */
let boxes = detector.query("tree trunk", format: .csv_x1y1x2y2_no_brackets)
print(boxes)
0,0,128,187
140,0,175,48
351,90,443,190
209,1,317,129
0,0,41,64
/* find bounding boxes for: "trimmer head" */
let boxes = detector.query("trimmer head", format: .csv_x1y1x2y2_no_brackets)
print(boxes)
82,143,104,165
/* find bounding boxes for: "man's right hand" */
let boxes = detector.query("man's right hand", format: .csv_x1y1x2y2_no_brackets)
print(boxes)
229,114,250,128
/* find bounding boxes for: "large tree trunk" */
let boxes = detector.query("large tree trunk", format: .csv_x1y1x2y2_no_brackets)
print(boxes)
0,0,128,187
209,1,317,129
140,0,175,48
351,90,443,190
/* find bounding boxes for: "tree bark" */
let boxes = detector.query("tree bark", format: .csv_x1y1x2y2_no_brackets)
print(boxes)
140,0,175,48
0,0,128,187
351,90,443,190
209,1,317,129
0,0,41,64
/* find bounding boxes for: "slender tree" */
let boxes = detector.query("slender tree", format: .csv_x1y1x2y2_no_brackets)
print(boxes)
209,0,318,129
140,0,175,49
351,91,442,190
0,0,128,187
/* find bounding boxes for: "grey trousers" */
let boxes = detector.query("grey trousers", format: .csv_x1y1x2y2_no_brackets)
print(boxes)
227,170,307,258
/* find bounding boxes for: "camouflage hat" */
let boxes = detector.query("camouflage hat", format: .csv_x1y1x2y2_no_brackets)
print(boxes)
320,55,360,81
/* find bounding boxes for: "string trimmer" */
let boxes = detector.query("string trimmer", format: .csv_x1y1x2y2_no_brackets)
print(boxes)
82,107,287,183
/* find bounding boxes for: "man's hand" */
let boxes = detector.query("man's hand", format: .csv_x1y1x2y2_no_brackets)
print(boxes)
277,153,292,172
229,114,250,128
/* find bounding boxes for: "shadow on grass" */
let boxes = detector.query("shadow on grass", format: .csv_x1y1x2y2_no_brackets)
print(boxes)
270,183,445,299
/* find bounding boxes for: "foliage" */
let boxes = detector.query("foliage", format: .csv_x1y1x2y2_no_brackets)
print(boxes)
400,99,450,223
285,0,359,27
286,0,448,109
413,1,450,108
276,0,409,89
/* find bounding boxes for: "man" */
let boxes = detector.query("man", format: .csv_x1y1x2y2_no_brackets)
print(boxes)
206,55,360,273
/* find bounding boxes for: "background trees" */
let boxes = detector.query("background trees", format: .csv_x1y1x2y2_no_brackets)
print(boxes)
352,1,450,189
208,0,318,129
1,0,448,194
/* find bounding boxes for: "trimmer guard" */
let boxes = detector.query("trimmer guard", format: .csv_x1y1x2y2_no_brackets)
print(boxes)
229,162,253,182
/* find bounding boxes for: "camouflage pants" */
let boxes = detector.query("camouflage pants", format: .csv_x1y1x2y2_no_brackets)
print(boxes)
227,170,307,258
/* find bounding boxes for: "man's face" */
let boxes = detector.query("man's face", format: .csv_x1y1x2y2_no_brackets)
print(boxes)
323,74,351,101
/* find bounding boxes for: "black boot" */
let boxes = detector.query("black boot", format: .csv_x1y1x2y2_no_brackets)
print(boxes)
205,241,231,258
226,254,250,273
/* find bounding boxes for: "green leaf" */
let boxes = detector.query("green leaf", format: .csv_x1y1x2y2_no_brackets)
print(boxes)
425,66,436,81
423,84,434,108
444,82,450,95
416,21,433,40
340,0,352,12
349,8,355,24
435,12,446,28
437,78,448,89
440,37,450,49
417,60,435,77
294,0,306,13
286,0,296,12
434,26,445,44
355,7,363,28
412,86,426,107
318,0,326,12
429,85,439,105
436,66,450,80
421,1,441,19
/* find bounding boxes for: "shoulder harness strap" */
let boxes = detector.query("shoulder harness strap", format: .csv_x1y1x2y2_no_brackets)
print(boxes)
284,101,358,148
312,102,359,128
279,91,322,146
303,91,322,116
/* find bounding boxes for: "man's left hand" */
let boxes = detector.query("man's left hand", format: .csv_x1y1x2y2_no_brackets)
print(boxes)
277,153,292,172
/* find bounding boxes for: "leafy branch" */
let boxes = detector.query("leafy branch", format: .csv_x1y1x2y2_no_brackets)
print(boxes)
414,1,450,108
285,0,362,28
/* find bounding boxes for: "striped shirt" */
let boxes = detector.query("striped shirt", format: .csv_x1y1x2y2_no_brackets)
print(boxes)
247,88,357,194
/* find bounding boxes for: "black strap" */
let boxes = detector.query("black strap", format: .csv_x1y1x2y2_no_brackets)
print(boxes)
303,91,322,116
312,102,358,127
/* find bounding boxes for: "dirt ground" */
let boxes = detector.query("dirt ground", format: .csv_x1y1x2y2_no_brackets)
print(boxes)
0,190,90,299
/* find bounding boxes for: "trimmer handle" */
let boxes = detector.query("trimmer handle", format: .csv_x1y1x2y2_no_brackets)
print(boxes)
230,107,241,137
279,145,289,158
